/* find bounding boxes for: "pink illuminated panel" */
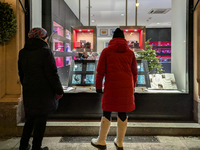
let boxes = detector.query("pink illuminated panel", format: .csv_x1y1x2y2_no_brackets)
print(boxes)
73,29,94,49
54,57,64,68
53,21,64,37
53,39,64,51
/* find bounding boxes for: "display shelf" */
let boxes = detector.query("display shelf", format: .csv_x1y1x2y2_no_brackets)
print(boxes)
71,26,97,52
66,29,71,40
120,26,146,52
53,21,64,37
149,41,171,47
53,39,64,52
55,57,64,68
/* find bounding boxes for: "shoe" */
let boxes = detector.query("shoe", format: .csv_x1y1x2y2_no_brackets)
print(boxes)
91,117,111,149
113,116,128,150
40,147,49,150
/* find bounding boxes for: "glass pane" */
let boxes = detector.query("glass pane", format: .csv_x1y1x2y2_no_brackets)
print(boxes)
72,74,81,84
85,74,95,84
86,63,95,71
73,63,82,71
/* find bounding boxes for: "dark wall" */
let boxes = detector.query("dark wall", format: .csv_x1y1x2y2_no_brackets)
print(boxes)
52,0,80,31
146,28,171,41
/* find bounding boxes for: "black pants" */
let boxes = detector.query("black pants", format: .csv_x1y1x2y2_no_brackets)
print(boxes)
19,114,48,150
103,111,127,121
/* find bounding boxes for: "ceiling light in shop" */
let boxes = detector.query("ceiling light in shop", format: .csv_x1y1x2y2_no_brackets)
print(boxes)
121,13,124,16
125,30,128,31
157,23,160,25
79,30,82,31
135,3,140,7
91,20,95,22
88,30,90,31
134,30,137,31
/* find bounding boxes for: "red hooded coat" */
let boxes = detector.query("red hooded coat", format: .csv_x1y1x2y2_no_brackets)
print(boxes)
96,38,138,112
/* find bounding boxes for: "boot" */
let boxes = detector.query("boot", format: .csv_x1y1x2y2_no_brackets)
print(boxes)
114,116,128,150
91,117,111,149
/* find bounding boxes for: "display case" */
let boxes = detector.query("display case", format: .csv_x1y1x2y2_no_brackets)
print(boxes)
68,60,97,86
71,26,97,52
120,26,146,51
136,60,150,88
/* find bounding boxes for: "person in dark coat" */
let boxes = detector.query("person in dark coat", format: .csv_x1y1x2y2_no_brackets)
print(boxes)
91,28,138,150
18,27,64,150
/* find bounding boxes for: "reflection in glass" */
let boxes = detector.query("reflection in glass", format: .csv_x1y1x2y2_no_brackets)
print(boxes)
85,74,94,84
86,63,95,71
137,75,146,84
72,74,81,84
137,63,144,72
73,63,82,71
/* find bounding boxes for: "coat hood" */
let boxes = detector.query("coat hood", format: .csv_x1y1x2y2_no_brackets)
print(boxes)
108,38,129,53
24,38,48,50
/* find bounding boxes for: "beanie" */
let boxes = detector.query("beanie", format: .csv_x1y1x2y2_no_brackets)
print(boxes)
113,28,125,39
28,27,48,39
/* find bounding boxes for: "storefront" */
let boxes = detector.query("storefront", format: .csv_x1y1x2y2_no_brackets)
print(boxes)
31,0,193,121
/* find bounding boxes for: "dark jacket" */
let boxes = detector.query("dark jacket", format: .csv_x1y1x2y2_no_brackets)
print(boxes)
18,38,64,115
96,38,138,112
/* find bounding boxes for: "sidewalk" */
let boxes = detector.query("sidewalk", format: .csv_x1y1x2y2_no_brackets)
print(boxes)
0,136,200,150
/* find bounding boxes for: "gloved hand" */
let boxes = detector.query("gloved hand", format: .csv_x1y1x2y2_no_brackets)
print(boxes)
55,94,63,101
96,89,103,93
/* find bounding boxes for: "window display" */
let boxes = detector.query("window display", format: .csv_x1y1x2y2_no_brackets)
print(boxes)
68,60,97,86
149,74,177,90
71,26,97,52
120,26,146,51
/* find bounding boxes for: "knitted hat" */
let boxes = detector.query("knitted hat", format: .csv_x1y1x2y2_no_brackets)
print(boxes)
113,28,125,39
28,27,48,39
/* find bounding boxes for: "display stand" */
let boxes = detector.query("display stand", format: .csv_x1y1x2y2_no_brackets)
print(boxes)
72,86,94,91
68,60,97,87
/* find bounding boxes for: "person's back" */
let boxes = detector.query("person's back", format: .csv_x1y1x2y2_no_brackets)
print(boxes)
96,36,138,112
92,28,138,150
18,28,63,150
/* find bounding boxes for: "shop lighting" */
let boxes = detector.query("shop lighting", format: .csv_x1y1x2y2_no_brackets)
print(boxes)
134,29,137,31
79,29,82,31
135,3,140,7
88,30,90,31
125,29,128,31
121,13,124,16
91,20,95,22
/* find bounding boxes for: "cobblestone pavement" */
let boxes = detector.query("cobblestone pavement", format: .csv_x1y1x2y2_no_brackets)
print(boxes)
0,136,200,150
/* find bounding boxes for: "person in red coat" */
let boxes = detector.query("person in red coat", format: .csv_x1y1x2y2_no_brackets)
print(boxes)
91,28,138,150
